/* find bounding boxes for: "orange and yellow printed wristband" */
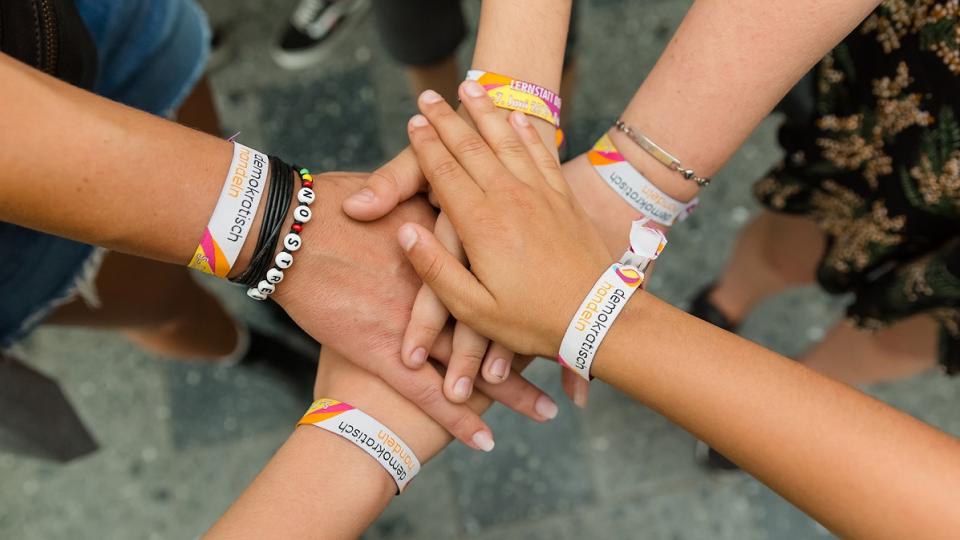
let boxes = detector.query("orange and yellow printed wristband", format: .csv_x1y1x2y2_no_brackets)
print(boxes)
465,70,564,147
298,398,421,493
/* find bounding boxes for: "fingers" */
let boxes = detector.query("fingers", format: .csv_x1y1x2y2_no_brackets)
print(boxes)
416,89,510,192
481,342,515,384
457,81,543,187
561,366,590,408
342,147,425,221
508,111,572,198
432,352,558,423
397,222,493,328
402,213,468,369
444,323,489,402
402,284,448,369
377,357,495,452
407,114,485,221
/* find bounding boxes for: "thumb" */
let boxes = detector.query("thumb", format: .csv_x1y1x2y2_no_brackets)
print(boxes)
397,223,491,326
343,147,427,221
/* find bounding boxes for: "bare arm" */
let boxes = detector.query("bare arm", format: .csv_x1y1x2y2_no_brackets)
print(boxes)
344,0,572,220
570,0,882,251
0,52,235,265
206,348,537,539
593,295,960,540
470,0,570,151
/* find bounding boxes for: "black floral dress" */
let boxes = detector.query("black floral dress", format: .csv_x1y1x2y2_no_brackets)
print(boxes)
753,1,960,372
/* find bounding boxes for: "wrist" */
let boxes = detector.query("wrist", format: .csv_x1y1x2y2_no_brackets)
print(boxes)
226,165,300,280
290,425,397,498
588,289,655,383
563,154,670,257
312,356,451,463
607,127,701,202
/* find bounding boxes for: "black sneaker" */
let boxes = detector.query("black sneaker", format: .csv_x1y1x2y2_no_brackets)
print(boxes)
272,0,370,70
694,440,741,472
688,284,739,333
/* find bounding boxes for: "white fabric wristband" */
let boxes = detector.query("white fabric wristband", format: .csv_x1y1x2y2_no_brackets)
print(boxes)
298,398,422,493
188,143,268,277
588,134,698,227
557,221,667,380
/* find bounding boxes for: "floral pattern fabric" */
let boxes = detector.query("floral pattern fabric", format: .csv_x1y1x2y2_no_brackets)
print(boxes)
754,1,960,372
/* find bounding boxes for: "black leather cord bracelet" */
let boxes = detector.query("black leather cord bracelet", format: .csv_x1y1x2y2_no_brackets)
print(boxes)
231,156,294,288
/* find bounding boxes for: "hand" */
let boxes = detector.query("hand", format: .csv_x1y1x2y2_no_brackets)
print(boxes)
271,172,559,451
396,95,613,357
342,99,519,406
312,343,546,461
343,87,590,404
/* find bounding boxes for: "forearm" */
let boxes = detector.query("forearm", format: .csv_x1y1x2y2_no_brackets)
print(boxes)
592,294,960,538
205,426,395,540
612,0,880,201
471,0,571,153
567,0,880,250
207,353,487,539
0,53,266,273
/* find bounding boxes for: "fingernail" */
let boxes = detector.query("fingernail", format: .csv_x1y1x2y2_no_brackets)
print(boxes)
409,347,427,367
472,431,495,452
490,358,508,380
573,382,589,409
462,80,486,98
420,89,443,104
511,110,530,127
409,114,429,128
348,188,374,204
454,376,473,400
397,224,419,251
535,395,559,420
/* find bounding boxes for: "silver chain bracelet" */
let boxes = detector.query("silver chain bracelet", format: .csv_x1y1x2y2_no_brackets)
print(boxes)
614,120,711,187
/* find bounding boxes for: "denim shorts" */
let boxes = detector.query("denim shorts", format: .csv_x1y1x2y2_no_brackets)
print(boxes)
0,0,210,348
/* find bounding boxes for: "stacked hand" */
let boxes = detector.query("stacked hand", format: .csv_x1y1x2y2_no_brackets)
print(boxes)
396,92,613,358
343,92,526,406
271,172,559,451
307,84,653,448
342,81,628,409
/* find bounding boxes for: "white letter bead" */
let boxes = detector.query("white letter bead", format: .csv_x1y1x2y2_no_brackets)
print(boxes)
247,287,267,301
266,268,284,284
297,187,316,205
257,280,276,295
275,251,293,269
283,233,302,251
294,205,312,223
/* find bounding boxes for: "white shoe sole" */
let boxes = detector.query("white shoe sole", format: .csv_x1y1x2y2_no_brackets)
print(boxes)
270,0,371,71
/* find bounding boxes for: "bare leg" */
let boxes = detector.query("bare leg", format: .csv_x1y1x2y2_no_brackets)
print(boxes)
802,315,938,386
709,210,824,323
405,55,461,105
45,251,239,360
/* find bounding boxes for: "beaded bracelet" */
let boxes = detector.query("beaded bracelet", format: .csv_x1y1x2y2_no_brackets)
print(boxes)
246,166,316,301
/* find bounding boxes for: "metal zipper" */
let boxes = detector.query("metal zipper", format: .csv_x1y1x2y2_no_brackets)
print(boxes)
37,0,58,75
